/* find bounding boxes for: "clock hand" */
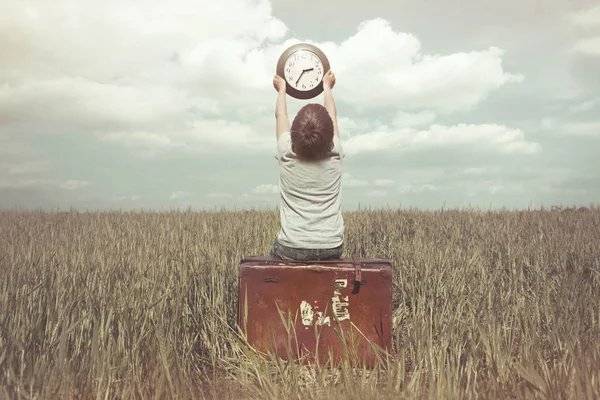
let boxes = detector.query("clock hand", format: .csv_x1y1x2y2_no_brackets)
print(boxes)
295,68,315,85
288,67,314,74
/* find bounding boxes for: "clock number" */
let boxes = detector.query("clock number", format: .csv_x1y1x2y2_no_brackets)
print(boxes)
310,83,314,88
286,68,290,73
302,84,306,89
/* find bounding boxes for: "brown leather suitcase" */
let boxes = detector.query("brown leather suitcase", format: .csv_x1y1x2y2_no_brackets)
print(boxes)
237,256,393,368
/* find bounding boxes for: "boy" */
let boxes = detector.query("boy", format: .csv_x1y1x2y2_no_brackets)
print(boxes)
267,69,344,260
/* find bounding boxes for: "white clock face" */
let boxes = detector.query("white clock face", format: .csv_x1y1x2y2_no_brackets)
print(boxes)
283,50,324,92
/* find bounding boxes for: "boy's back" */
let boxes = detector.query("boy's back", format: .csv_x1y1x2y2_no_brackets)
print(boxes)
275,131,344,249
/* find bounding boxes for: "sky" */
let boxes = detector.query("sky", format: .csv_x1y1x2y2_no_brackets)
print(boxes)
1,0,599,211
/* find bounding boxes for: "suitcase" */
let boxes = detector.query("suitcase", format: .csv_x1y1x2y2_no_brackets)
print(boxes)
237,256,393,368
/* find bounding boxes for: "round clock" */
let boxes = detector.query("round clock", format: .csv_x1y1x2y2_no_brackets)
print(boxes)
276,43,331,100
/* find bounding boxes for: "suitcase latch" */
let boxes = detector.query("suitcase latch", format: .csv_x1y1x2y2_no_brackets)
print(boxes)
352,257,364,294
353,256,362,283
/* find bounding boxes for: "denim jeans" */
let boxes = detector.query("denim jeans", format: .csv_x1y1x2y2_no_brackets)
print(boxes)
267,238,344,261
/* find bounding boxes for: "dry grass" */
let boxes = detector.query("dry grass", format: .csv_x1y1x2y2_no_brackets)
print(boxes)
1,206,599,399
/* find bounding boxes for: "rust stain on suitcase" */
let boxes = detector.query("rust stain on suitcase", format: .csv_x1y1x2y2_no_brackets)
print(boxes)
238,256,393,368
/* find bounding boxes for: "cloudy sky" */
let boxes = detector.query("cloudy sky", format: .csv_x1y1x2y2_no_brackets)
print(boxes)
1,0,599,211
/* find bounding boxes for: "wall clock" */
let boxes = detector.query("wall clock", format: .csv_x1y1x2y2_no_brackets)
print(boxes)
276,43,331,100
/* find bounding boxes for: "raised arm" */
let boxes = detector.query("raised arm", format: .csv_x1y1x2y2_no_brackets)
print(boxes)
322,70,339,137
273,75,290,140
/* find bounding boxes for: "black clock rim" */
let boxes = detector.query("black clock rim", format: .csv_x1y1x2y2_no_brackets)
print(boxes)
276,43,331,100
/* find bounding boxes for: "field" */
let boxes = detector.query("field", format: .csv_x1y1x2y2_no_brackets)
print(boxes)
1,207,599,399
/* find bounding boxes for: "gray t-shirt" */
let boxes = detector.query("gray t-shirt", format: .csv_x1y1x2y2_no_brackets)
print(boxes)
274,131,345,249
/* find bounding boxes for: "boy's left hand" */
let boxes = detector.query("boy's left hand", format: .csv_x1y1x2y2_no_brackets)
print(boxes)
273,75,286,92
323,69,336,90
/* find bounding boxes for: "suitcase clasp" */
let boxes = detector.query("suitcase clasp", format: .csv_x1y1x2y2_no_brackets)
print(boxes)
354,261,362,282
352,257,363,294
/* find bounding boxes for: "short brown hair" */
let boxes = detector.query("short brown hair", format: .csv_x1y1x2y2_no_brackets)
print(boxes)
290,104,334,160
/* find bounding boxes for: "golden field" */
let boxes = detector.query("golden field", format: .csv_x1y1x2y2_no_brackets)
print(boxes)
1,207,599,399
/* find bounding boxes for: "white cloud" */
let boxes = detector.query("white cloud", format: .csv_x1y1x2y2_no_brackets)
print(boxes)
170,190,193,200
561,121,600,136
336,116,371,139
0,0,286,148
94,114,274,157
542,186,589,196
252,184,279,194
186,118,272,150
323,19,523,113
346,179,369,187
115,194,141,201
342,173,369,187
60,180,91,190
573,36,600,56
0,137,36,156
0,160,48,175
0,3,522,156
239,192,277,203
206,192,232,199
569,5,600,28
392,111,436,127
0,77,189,131
366,190,387,198
569,96,600,113
101,131,179,149
398,183,438,193
0,0,287,82
374,179,395,187
543,118,600,136
466,180,505,195
0,178,52,189
459,167,497,175
488,184,504,195
96,118,273,155
541,118,558,130
0,158,53,190
569,5,600,56
343,123,540,156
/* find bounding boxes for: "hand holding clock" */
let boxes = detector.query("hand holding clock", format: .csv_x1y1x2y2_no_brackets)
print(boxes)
273,74,286,93
323,69,335,90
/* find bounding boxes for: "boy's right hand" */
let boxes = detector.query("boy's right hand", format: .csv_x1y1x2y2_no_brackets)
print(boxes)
273,75,286,93
323,69,336,90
